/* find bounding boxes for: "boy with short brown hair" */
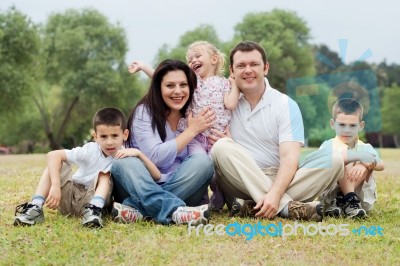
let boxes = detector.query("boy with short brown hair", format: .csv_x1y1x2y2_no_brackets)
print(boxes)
319,98,384,218
14,107,160,228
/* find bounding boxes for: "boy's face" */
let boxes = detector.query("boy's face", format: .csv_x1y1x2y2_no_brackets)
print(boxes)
330,112,364,148
93,125,128,157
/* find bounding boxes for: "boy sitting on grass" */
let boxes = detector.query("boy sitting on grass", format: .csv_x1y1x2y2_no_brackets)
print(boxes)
14,107,160,228
319,98,384,218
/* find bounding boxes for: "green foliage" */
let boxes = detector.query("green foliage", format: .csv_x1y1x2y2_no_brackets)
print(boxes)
377,61,400,87
295,84,332,143
0,98,45,151
0,7,40,113
155,24,222,64
37,8,136,149
313,44,344,75
1,7,399,151
382,85,400,134
233,9,316,92
0,8,143,151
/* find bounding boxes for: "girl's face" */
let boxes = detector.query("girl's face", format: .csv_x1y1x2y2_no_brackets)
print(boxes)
187,46,218,80
161,70,190,113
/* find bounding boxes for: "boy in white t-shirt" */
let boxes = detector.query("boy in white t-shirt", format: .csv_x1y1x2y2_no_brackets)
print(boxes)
319,98,384,218
14,107,160,228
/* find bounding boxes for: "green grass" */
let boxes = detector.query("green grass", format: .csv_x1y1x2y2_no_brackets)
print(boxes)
1,150,399,265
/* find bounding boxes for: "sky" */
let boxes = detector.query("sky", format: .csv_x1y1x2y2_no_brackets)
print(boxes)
1,0,399,67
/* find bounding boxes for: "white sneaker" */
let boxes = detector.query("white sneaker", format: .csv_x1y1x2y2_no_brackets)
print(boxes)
111,202,143,223
172,204,209,225
14,202,44,226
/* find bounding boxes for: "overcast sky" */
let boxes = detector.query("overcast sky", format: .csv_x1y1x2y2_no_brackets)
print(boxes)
2,0,399,67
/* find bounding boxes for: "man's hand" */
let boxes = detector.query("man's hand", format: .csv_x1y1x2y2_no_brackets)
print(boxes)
254,191,281,219
208,126,231,146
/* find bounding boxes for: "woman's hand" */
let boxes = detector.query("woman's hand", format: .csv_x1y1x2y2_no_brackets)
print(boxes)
186,107,215,135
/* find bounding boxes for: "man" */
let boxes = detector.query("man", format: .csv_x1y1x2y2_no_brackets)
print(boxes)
209,41,344,221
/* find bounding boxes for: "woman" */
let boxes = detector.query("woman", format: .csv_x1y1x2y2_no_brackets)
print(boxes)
111,59,215,225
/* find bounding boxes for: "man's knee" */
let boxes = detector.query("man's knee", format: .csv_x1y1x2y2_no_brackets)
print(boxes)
211,138,232,159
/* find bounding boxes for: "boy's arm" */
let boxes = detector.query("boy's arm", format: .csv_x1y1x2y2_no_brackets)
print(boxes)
128,61,154,78
224,77,240,110
343,149,383,171
136,152,161,181
372,159,384,171
46,150,68,209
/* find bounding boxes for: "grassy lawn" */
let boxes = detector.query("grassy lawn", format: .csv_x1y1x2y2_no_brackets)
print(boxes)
1,149,399,265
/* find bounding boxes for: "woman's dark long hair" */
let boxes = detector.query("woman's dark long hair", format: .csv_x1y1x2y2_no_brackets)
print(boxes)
126,59,197,146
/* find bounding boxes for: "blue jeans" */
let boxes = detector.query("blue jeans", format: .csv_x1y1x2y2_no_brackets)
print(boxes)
111,154,213,224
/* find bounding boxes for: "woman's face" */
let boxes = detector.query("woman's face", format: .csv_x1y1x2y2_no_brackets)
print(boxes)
161,70,190,112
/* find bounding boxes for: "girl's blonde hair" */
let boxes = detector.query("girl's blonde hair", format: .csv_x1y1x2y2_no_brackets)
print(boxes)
186,41,226,76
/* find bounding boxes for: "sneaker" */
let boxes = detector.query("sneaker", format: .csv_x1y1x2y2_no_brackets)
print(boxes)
288,201,322,222
228,199,242,217
82,204,103,228
172,204,209,225
316,195,343,218
208,203,223,213
230,200,257,217
111,202,143,223
14,202,44,226
342,192,367,218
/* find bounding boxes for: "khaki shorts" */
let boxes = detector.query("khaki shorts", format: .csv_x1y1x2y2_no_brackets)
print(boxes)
58,162,113,216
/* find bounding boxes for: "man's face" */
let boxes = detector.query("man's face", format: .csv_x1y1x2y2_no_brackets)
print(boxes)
230,50,269,94
330,112,364,148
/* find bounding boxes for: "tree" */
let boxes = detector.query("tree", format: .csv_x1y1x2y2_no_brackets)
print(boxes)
35,8,143,149
376,62,400,87
313,44,344,76
155,24,222,64
381,85,400,146
382,86,400,135
233,9,316,92
0,7,40,114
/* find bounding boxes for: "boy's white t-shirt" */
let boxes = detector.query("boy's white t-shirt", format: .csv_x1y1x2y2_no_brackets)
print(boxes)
64,142,117,188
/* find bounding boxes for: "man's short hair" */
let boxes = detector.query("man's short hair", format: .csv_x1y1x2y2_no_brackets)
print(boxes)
332,98,364,121
93,107,126,131
229,41,267,67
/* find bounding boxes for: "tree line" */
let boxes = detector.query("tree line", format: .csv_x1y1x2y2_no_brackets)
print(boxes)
1,7,399,153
